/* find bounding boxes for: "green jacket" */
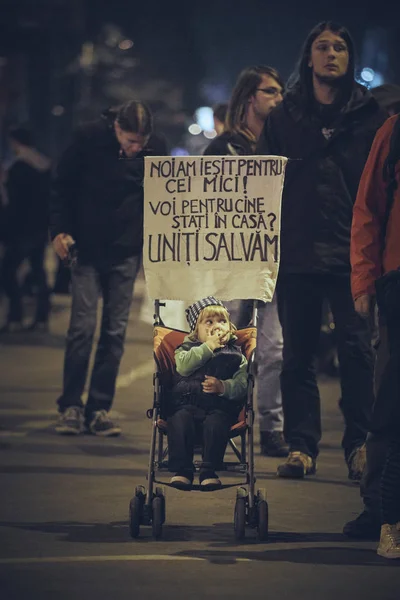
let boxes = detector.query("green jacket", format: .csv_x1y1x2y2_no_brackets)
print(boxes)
175,335,248,402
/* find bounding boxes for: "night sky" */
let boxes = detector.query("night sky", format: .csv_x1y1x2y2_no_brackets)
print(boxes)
0,0,399,153
85,0,400,106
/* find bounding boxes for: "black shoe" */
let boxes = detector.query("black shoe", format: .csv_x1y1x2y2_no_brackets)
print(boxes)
170,470,194,490
88,410,121,437
55,406,84,435
260,431,289,457
199,470,222,491
343,510,381,540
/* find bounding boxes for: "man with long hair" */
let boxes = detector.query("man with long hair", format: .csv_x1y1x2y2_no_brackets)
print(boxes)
204,66,288,457
257,22,387,478
50,100,167,437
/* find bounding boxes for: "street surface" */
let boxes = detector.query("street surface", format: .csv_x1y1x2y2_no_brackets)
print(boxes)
0,273,398,599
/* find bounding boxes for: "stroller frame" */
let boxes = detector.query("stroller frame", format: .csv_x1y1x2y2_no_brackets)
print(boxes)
129,299,269,541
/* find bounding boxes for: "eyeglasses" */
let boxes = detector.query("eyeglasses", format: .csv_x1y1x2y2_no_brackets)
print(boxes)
256,87,282,97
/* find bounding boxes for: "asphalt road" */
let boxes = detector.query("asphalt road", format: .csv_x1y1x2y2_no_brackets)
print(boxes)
0,280,398,600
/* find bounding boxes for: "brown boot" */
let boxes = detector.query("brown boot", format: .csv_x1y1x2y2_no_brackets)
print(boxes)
260,431,289,457
377,523,400,559
277,451,316,478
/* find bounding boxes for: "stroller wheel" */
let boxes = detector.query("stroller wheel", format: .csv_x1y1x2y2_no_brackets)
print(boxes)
234,495,246,541
129,496,143,538
155,486,166,524
256,497,269,541
152,496,164,539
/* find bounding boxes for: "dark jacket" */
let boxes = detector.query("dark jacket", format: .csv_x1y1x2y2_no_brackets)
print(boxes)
5,158,50,241
170,339,245,418
256,83,387,274
203,131,253,156
49,111,168,263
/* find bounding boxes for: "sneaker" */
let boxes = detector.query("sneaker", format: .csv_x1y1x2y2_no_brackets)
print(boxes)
199,470,222,491
88,410,121,437
260,431,289,457
170,470,194,490
347,443,366,482
377,523,400,559
277,451,316,478
343,510,381,540
55,406,84,435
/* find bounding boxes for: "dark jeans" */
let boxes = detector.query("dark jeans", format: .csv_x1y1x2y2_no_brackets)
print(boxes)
2,237,50,323
381,439,400,525
57,256,140,421
278,273,374,460
167,405,232,473
362,323,400,519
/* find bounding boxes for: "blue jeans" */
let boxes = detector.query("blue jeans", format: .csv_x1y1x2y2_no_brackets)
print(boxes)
57,256,140,421
256,295,284,433
224,298,283,433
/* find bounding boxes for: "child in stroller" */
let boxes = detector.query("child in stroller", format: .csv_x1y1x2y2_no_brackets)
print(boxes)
167,296,248,491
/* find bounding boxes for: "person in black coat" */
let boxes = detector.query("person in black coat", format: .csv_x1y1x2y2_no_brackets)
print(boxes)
50,100,167,437
256,21,387,479
0,127,51,332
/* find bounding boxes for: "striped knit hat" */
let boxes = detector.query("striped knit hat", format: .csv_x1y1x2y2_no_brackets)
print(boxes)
185,296,225,332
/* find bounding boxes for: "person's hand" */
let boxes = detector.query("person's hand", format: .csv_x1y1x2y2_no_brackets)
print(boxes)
202,375,224,395
211,325,230,345
52,233,75,260
205,332,222,351
205,330,229,351
354,294,371,318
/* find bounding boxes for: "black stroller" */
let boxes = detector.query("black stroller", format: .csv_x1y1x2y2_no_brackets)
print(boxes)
129,300,268,541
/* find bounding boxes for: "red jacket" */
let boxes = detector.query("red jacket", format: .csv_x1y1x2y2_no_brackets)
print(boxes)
351,115,400,301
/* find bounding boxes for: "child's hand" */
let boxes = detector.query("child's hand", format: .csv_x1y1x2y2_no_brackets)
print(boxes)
205,331,224,351
205,328,229,351
212,326,230,346
202,375,224,395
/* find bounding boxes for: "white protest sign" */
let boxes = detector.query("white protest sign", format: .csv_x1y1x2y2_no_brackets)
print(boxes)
143,155,287,303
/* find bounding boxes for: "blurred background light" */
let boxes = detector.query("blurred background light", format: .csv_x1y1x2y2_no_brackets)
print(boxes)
370,71,384,87
360,67,375,82
171,147,189,156
203,129,217,139
119,39,134,51
79,42,95,68
188,123,202,135
51,105,65,116
195,106,214,132
357,67,384,88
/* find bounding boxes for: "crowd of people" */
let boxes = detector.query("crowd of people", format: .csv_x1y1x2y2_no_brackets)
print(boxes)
0,20,399,559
